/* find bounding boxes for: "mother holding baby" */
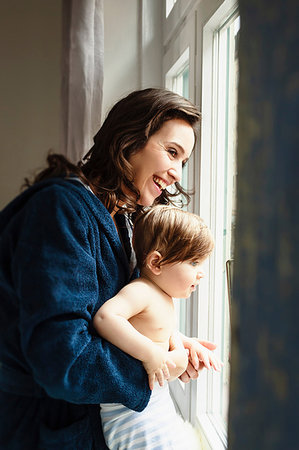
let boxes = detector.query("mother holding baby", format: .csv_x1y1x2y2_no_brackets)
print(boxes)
0,88,216,449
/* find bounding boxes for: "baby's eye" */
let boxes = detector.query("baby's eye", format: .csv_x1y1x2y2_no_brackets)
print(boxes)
190,261,200,267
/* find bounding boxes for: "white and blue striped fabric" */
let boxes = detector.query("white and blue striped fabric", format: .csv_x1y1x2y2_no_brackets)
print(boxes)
100,383,189,449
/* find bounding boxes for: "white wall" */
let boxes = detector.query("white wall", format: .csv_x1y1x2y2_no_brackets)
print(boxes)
102,0,163,119
0,0,163,208
0,0,61,209
139,0,163,89
102,0,140,118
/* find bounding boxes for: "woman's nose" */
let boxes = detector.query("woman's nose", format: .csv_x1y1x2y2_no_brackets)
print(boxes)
168,163,182,183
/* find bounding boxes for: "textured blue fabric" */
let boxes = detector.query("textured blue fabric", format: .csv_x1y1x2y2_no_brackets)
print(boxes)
0,178,150,449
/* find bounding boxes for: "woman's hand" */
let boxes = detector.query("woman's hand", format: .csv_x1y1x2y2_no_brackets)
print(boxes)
179,338,222,383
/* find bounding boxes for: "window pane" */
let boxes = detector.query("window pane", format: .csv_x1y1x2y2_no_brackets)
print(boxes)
169,61,190,335
219,14,239,424
197,12,239,438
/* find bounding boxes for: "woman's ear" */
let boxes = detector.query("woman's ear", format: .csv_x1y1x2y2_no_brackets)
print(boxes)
145,251,163,275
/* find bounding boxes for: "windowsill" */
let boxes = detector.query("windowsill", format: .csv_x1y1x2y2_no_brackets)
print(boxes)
196,413,228,450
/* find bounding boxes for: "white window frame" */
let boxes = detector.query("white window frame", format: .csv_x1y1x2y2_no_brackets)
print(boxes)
163,0,238,449
195,1,238,449
166,0,178,18
163,2,197,418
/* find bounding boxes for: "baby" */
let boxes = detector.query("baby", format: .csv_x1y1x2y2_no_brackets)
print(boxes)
93,205,222,449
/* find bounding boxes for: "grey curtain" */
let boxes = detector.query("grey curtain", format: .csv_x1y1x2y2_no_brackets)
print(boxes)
228,0,298,448
61,0,104,163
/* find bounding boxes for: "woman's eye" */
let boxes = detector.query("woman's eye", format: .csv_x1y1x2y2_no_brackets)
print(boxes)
167,148,177,157
190,261,199,267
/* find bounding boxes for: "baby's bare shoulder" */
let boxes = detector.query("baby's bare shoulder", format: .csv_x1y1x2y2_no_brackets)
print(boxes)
123,277,159,299
117,277,157,302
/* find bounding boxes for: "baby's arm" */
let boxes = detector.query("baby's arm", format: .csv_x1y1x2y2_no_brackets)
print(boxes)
93,283,175,390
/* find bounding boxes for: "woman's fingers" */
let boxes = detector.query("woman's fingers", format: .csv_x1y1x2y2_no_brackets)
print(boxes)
190,348,199,370
179,371,190,383
185,361,200,379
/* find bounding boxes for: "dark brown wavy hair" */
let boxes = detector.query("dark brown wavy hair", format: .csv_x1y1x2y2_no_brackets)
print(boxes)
26,88,201,213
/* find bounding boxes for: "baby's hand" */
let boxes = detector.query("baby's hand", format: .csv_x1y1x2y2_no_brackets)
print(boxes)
143,347,176,390
187,339,223,372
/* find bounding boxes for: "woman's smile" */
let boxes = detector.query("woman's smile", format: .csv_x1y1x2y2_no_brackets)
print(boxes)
153,176,168,192
128,119,195,206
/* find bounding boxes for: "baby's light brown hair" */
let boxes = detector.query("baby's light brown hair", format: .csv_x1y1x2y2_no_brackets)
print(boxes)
132,205,214,269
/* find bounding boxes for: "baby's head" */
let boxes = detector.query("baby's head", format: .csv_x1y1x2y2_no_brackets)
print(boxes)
132,205,214,270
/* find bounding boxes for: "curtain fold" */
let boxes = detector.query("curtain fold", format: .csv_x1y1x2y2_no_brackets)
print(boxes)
61,0,104,162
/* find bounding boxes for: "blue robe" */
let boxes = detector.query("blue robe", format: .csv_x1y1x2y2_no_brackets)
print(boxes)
0,178,150,449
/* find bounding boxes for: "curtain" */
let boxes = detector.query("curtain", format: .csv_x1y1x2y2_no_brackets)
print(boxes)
61,0,104,163
228,0,298,448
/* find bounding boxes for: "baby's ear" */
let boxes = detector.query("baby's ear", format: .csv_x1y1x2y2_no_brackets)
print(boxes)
145,251,163,275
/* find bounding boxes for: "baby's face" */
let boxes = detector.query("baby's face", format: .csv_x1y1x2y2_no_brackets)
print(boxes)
158,259,205,299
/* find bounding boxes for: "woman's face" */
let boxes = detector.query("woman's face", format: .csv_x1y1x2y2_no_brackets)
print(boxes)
128,119,195,206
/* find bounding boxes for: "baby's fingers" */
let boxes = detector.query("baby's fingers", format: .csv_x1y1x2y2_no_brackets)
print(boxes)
155,369,165,387
148,373,155,391
162,364,170,380
166,358,176,369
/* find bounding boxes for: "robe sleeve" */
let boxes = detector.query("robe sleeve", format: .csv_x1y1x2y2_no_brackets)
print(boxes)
12,185,150,411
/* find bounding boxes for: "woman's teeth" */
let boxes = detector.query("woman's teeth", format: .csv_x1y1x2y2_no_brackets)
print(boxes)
153,176,167,190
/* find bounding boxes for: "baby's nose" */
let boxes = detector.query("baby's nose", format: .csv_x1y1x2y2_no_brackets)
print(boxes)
197,270,205,279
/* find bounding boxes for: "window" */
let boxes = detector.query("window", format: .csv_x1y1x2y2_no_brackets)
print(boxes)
163,0,239,448
165,48,190,338
165,46,190,210
196,3,239,449
163,2,197,419
165,48,192,419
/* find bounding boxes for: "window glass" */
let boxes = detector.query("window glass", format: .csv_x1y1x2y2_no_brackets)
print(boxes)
167,59,190,335
219,14,240,423
163,3,239,444
197,11,239,444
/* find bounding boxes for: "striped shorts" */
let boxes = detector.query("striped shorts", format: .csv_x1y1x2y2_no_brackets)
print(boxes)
100,383,190,450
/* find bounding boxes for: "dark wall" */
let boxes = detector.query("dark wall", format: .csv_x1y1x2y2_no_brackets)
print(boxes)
228,1,299,448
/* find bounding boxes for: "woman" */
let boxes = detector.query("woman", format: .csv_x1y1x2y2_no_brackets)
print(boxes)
0,88,213,449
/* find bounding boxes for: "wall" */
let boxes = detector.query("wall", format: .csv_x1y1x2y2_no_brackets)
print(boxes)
0,0,62,209
0,0,163,209
102,0,163,119
102,0,140,118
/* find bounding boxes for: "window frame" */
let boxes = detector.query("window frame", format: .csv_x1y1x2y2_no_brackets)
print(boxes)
163,4,197,417
163,1,238,448
194,1,238,448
